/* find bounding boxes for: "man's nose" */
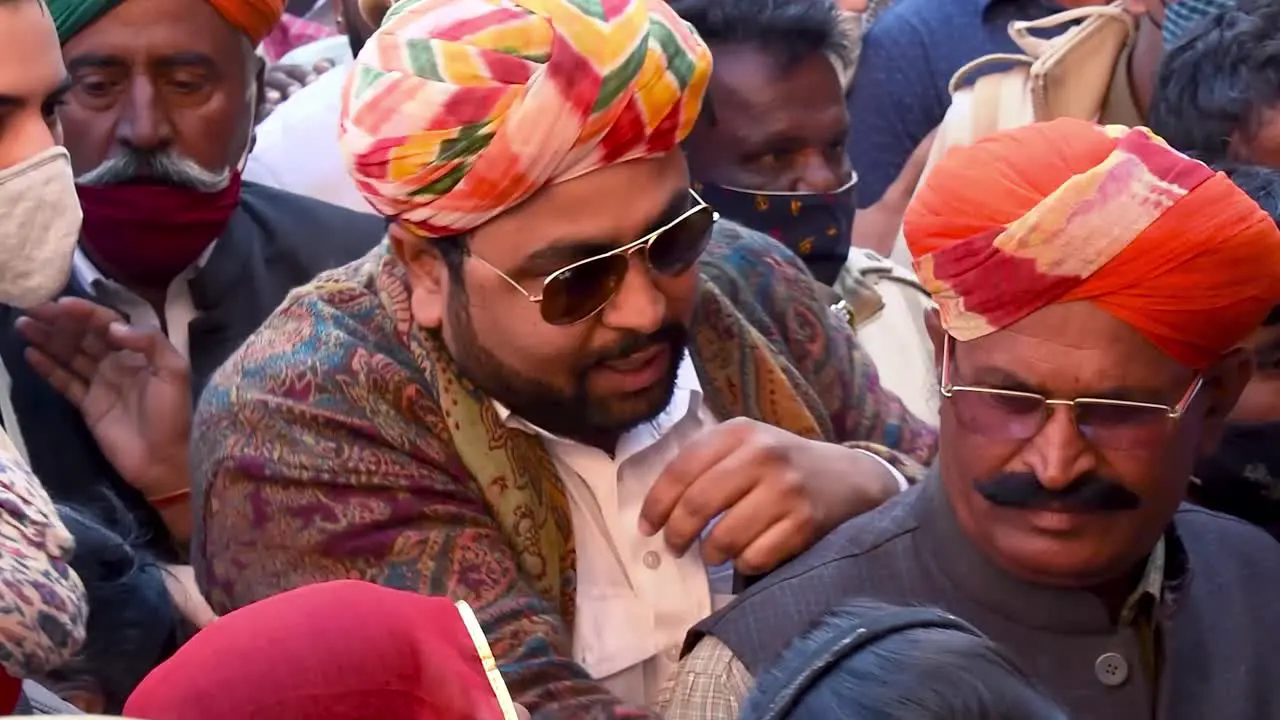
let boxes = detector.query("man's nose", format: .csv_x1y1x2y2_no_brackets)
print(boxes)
599,253,665,336
117,77,173,150
792,150,845,193
1019,405,1100,492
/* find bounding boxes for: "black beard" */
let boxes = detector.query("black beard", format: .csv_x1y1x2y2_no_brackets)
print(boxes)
442,289,685,447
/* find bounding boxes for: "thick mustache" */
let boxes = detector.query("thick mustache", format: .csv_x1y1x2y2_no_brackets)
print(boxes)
975,472,1142,512
591,323,687,366
76,150,230,192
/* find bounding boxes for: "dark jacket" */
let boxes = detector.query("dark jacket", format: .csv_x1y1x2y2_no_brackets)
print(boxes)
0,183,386,557
688,474,1280,720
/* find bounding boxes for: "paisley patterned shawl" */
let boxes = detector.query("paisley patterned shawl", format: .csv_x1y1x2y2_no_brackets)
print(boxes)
191,221,936,716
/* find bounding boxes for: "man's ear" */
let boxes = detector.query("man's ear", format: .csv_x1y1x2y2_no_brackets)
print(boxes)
925,306,945,373
1196,347,1253,455
389,224,449,329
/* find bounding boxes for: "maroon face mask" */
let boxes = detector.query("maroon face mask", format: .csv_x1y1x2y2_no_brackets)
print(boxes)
76,173,242,287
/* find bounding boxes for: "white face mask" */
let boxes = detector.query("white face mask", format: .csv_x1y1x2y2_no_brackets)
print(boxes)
0,146,83,308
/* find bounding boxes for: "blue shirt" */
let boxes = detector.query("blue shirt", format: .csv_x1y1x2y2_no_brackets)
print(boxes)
847,0,1065,208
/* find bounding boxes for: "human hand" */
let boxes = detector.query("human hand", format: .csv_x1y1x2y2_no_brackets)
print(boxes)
161,564,219,629
259,60,337,119
17,298,192,500
639,418,901,575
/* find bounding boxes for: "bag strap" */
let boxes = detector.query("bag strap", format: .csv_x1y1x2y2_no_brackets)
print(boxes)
1008,2,1131,56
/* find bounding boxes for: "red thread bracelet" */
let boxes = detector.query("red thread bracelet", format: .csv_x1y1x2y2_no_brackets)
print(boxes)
148,488,192,509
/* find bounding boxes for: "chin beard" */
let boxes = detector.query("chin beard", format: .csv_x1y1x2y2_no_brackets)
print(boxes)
443,296,686,444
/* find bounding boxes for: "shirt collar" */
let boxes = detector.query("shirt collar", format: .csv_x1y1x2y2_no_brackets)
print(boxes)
71,242,219,295
1118,534,1165,626
493,350,703,445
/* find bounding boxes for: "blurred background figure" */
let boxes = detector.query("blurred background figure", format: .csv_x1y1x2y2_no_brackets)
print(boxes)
35,501,184,715
741,600,1067,720
0,0,89,711
245,0,386,212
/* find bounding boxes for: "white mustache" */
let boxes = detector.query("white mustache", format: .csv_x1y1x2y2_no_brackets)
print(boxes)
76,151,231,192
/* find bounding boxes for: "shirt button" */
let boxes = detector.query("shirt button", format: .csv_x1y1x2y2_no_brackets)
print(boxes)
1094,652,1129,687
642,551,662,570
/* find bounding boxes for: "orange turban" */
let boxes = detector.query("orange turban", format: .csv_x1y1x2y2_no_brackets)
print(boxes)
51,0,284,45
906,118,1280,369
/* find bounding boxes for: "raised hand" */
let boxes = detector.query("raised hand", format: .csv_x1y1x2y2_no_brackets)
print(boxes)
17,298,192,502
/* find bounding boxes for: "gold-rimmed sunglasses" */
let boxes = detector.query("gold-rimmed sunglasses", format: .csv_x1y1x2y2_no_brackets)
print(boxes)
468,190,719,326
939,335,1203,450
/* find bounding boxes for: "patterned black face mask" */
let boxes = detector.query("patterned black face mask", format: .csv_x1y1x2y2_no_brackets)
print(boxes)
692,177,857,286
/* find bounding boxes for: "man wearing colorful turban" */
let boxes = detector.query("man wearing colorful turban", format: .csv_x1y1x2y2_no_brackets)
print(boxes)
0,0,385,563
669,118,1280,720
189,0,938,715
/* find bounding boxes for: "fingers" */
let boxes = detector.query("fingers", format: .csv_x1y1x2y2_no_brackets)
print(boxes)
24,347,88,407
105,322,190,380
659,454,755,556
699,482,795,568
640,420,752,536
312,58,335,76
17,298,122,389
736,516,811,577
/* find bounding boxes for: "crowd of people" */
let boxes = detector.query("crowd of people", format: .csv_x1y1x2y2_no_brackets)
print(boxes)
0,0,1277,716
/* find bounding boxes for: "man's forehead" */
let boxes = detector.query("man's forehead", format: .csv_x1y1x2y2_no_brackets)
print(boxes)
474,154,691,260
706,45,846,132
956,302,1191,396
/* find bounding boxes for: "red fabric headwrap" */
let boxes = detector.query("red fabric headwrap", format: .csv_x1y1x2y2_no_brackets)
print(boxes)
123,581,519,720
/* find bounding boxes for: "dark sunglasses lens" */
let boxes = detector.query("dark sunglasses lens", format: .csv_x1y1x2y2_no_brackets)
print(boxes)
541,255,629,325
648,206,715,275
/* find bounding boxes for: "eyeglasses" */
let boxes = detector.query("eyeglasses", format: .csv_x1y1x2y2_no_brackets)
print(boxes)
939,335,1203,451
468,191,719,326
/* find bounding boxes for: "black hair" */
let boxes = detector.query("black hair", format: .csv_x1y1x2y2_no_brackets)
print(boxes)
667,0,847,73
435,234,468,282
1149,1,1280,162
41,497,182,713
1215,162,1280,326
742,600,1068,720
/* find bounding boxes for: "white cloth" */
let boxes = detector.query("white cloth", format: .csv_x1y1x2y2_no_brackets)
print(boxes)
244,65,374,215
280,35,353,68
838,248,939,425
70,245,214,359
495,353,906,706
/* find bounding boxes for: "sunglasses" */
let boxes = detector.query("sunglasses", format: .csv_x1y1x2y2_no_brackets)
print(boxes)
469,191,718,326
939,335,1202,451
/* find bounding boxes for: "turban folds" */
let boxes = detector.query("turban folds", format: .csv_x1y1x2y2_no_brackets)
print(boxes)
340,0,713,237
123,581,521,719
49,0,284,44
906,118,1280,369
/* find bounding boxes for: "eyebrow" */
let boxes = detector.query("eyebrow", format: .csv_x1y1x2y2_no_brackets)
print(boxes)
512,190,692,274
0,75,73,110
957,363,1172,404
67,51,217,74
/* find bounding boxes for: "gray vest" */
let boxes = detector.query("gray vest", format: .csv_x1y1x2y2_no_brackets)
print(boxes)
687,477,1280,719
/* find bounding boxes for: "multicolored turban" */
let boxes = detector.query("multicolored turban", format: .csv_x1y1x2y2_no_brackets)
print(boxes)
905,118,1280,369
47,0,285,44
340,0,712,238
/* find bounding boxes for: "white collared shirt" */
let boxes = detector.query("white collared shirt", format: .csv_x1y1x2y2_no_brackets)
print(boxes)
494,352,906,707
70,244,215,359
